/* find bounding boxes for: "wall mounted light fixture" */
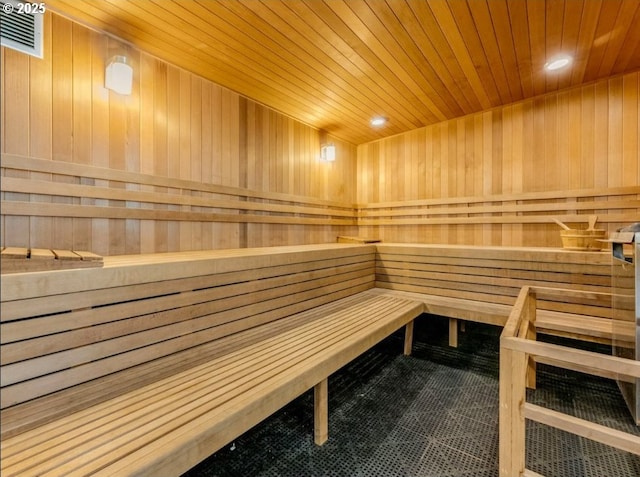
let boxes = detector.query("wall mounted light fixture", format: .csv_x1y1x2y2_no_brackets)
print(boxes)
105,55,133,95
321,143,336,162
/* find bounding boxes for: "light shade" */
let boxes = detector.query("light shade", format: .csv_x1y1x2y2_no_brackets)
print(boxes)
370,116,387,127
544,55,572,72
105,56,133,95
321,143,336,162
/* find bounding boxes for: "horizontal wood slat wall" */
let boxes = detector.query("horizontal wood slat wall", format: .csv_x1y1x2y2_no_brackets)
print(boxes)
0,154,356,223
0,244,376,437
375,244,614,320
357,72,640,247
0,14,358,255
357,186,638,224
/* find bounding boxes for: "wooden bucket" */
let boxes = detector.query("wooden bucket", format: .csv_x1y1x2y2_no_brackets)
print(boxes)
560,229,606,251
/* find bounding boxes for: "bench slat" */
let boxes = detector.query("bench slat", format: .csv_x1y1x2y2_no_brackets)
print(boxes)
1,292,377,438
1,293,423,477
1,245,375,302
370,288,635,346
1,245,377,410
1,266,373,363
85,295,422,477
1,279,374,408
1,253,373,323
3,296,369,458
375,244,616,335
376,253,612,276
377,266,611,294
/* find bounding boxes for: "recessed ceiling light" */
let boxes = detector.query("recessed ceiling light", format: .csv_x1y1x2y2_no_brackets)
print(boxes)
544,55,572,72
370,116,387,127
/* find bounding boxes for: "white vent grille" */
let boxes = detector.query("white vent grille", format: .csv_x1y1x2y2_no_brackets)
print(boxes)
0,0,43,58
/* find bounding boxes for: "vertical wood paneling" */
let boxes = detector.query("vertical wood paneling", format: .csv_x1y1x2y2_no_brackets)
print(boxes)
90,30,110,256
357,71,640,247
1,46,4,245
51,14,74,249
124,50,141,256
138,54,155,254
28,12,53,249
72,23,92,253
1,12,357,253
2,48,30,245
622,74,639,186
580,84,595,189
567,88,582,189
107,40,128,256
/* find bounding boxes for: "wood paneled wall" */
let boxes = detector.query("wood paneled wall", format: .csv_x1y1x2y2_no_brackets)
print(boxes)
2,11,638,254
357,72,640,247
0,12,358,255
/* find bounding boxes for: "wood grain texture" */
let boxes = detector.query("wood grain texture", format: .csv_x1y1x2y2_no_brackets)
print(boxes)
374,243,616,321
357,73,640,247
0,244,376,414
40,0,640,144
0,15,358,255
0,291,422,477
1,249,102,274
500,285,640,475
2,11,638,253
0,243,423,477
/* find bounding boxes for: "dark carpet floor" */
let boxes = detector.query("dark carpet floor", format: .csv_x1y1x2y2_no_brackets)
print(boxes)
182,316,640,477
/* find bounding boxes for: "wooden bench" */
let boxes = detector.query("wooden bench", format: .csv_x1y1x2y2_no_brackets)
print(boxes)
2,241,630,476
373,243,634,347
0,244,423,476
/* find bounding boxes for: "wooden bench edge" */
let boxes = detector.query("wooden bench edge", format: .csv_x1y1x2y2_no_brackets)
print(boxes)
369,288,630,347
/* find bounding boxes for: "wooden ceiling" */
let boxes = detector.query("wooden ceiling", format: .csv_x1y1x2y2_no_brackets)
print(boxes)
46,0,640,145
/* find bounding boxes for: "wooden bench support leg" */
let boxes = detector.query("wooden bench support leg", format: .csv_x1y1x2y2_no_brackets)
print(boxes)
449,318,458,347
314,378,328,445
404,320,415,356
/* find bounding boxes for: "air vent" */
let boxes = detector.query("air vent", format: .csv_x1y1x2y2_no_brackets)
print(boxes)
0,0,44,58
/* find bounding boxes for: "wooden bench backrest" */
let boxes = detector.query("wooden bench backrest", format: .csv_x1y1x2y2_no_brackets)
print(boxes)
1,244,376,437
375,244,614,319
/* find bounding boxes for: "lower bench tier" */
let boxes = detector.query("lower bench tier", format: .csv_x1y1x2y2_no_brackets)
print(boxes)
0,291,423,477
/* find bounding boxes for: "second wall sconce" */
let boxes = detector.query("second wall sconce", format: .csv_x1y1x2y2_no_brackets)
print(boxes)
105,55,133,95
321,143,336,162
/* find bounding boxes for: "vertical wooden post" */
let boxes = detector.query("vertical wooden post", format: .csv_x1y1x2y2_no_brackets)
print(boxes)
449,318,458,347
526,293,537,390
499,343,527,477
499,347,513,475
314,378,328,445
404,320,414,356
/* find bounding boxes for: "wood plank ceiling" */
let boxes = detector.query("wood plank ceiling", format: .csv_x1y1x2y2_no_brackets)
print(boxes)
45,0,640,145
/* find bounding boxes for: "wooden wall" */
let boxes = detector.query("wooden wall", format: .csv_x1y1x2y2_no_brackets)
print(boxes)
357,72,640,247
0,12,358,255
2,11,638,254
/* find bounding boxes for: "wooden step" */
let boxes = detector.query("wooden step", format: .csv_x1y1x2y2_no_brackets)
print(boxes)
0,248,103,274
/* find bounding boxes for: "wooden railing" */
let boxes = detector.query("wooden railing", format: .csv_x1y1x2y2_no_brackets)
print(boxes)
358,186,640,226
0,154,357,226
2,153,638,253
499,286,640,477
3,154,637,228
